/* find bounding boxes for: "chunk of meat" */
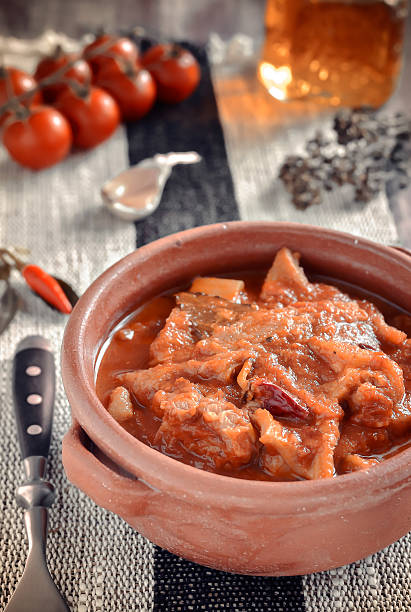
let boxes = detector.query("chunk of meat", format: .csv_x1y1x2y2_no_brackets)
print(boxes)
260,247,309,304
260,449,296,481
198,392,257,468
339,454,380,474
252,408,339,479
209,301,374,362
193,349,251,383
180,292,374,356
389,395,411,437
359,301,407,346
151,378,202,418
349,382,395,428
121,363,186,406
176,292,250,330
310,338,405,427
150,308,195,365
121,348,251,406
190,277,245,302
151,378,203,418
107,386,134,423
260,247,346,306
309,338,404,387
155,385,257,470
334,423,390,466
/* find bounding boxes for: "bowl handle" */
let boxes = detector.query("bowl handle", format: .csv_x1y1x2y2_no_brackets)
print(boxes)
62,423,156,517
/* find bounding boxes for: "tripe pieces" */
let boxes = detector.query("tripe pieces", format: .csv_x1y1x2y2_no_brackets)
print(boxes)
104,247,411,481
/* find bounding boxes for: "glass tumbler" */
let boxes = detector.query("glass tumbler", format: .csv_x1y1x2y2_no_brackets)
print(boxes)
258,0,408,107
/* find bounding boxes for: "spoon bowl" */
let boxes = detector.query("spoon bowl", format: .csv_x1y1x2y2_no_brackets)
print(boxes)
101,151,202,221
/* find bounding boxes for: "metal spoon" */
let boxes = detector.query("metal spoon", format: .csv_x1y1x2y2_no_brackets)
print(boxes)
101,151,202,221
5,336,70,612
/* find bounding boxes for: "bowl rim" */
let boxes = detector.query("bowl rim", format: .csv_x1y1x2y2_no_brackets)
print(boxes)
62,221,411,512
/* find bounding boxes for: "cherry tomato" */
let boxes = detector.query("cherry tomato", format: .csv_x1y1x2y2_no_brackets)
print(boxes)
0,67,42,125
96,67,156,121
83,34,139,78
55,86,120,149
3,106,72,170
141,44,200,103
34,47,92,101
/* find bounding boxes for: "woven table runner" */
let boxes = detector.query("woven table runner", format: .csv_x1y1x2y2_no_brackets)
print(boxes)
0,32,409,612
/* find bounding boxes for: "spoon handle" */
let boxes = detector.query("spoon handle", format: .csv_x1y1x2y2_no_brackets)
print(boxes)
13,336,55,462
154,151,202,166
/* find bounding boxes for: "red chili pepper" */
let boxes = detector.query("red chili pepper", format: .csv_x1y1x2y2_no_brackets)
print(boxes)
252,380,309,420
21,264,72,314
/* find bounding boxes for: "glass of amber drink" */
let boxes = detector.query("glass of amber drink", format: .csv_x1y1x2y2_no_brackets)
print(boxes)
258,0,408,107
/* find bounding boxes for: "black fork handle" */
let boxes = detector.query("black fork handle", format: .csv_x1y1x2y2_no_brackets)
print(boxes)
13,336,55,461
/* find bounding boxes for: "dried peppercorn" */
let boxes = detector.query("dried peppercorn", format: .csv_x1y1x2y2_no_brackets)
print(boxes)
279,108,411,209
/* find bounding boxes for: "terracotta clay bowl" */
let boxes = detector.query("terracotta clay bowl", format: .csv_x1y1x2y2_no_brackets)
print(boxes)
61,221,411,576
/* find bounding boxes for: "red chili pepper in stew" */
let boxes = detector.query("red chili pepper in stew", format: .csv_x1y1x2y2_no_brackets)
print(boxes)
253,380,309,420
21,264,72,314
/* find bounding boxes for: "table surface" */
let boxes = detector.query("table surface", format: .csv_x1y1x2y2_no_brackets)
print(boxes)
0,0,410,247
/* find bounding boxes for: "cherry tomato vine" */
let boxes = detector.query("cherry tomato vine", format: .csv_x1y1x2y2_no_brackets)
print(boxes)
0,32,201,170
